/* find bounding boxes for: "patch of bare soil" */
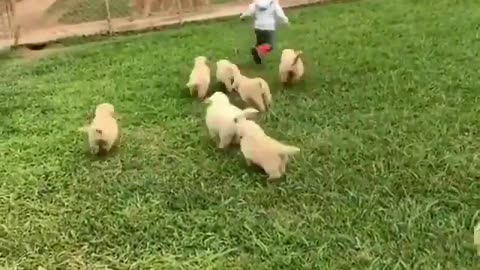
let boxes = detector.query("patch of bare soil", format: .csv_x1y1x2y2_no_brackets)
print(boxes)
14,0,60,32
14,43,68,61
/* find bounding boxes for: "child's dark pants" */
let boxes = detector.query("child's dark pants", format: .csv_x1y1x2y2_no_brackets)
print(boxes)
255,29,274,49
251,29,275,64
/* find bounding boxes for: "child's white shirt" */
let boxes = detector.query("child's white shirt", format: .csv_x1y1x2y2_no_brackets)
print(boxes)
240,0,289,31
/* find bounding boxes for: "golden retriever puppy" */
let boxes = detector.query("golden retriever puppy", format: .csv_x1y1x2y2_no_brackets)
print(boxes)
205,92,258,148
234,117,300,180
231,64,272,112
279,49,304,84
186,56,211,99
215,59,236,92
79,103,119,155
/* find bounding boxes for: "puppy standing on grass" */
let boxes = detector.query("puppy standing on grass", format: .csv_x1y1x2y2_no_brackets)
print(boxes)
279,49,304,84
234,117,300,180
215,59,236,92
79,103,119,155
231,64,272,112
186,56,211,99
205,92,258,149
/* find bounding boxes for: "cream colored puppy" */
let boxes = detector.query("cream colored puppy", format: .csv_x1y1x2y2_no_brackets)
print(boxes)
205,92,258,148
215,59,236,92
475,222,480,255
234,117,300,180
79,103,119,155
279,49,304,84
231,64,272,112
186,56,210,99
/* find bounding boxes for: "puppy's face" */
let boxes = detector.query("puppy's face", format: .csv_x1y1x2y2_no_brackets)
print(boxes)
195,56,207,65
95,103,115,117
205,91,229,105
281,48,294,56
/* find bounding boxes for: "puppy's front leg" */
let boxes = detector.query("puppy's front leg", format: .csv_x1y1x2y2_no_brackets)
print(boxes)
218,130,234,149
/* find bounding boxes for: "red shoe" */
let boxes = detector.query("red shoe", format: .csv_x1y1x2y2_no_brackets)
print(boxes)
257,44,272,58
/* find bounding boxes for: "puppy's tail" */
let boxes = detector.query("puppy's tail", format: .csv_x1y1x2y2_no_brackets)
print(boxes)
241,108,259,119
279,144,300,155
291,50,303,67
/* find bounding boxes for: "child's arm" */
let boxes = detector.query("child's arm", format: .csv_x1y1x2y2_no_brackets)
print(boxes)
274,1,289,24
240,3,256,19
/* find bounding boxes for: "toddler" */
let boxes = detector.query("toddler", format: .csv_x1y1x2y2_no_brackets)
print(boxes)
240,0,289,64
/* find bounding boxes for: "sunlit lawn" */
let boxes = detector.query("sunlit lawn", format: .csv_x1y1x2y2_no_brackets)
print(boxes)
1,0,479,268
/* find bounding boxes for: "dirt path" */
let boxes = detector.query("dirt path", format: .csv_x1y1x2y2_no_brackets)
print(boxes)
0,0,326,49
14,0,59,31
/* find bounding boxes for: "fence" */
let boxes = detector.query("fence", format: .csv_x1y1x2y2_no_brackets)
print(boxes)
0,0,325,49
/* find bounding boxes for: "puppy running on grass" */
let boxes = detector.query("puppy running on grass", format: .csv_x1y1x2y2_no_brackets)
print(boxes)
79,103,119,155
231,64,272,112
205,91,258,148
215,59,236,92
234,116,300,180
187,56,211,100
279,49,304,84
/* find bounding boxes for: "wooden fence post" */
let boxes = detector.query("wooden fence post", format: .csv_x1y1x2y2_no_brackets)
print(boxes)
104,0,113,35
175,0,184,25
13,25,20,47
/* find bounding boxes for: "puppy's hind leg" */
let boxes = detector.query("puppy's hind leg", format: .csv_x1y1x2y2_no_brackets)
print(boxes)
249,93,266,112
280,71,289,85
90,143,100,155
103,140,115,153
197,84,209,100
279,154,289,175
266,167,283,181
264,158,284,180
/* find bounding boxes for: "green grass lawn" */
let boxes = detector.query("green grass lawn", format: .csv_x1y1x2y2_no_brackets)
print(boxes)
2,0,480,268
